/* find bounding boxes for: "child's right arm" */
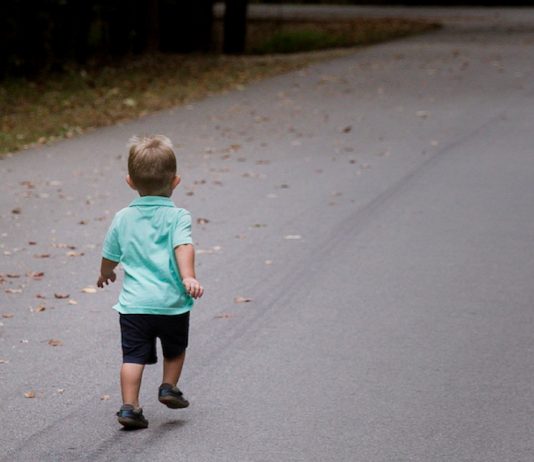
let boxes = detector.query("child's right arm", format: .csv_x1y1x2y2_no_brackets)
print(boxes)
97,257,118,288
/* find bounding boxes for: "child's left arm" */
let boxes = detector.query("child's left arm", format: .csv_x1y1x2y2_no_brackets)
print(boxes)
175,244,204,299
97,257,119,288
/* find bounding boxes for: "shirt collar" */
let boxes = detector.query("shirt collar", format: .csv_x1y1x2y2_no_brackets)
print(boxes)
128,196,175,207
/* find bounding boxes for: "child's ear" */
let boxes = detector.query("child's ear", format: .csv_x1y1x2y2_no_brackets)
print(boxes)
126,175,137,190
171,175,181,190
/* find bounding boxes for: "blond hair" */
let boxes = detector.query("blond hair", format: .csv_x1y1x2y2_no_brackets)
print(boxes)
127,135,177,196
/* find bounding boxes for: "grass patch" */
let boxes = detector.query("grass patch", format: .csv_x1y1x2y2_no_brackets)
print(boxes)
246,18,439,54
0,18,439,156
253,29,342,54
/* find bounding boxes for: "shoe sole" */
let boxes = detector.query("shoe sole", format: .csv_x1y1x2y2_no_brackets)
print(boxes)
158,396,189,409
117,416,148,429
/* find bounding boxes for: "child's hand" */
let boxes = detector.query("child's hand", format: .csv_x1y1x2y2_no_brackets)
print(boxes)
97,271,116,288
182,277,204,299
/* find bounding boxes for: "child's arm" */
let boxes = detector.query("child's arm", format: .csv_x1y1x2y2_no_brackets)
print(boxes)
175,244,204,299
97,257,118,288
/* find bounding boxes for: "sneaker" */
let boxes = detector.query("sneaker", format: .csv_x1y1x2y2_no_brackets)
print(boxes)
116,404,149,429
158,383,190,409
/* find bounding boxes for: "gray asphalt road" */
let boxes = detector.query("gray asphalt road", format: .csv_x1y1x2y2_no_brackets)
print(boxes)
1,7,534,462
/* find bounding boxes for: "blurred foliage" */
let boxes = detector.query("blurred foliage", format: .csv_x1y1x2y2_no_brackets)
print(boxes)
0,0,215,79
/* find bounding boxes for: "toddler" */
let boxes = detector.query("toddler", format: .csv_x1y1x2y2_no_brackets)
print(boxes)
97,134,203,429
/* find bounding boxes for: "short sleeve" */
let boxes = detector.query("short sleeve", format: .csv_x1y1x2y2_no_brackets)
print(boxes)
102,216,121,262
173,211,193,248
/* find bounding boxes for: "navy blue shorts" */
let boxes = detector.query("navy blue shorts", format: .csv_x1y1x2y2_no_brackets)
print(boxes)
119,312,190,365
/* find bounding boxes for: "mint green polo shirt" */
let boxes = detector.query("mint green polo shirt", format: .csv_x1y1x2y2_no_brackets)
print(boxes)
102,196,194,315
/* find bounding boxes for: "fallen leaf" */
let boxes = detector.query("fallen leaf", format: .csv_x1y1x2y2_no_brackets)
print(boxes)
36,294,46,299
11,208,22,214
28,241,37,246
57,388,65,394
20,180,35,189
24,391,36,399
196,218,210,225
5,288,23,294
341,125,352,133
27,272,45,280
33,305,46,313
1,313,14,319
0,359,9,364
34,254,51,259
52,243,76,249
234,296,253,304
68,299,78,305
81,287,97,294
416,110,430,118
48,339,63,347
214,313,236,319
123,98,136,107
54,293,70,299
100,394,111,401
6,273,21,278
66,251,84,257
284,235,302,240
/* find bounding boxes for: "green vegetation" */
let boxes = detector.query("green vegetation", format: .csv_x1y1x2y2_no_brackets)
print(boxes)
245,18,440,54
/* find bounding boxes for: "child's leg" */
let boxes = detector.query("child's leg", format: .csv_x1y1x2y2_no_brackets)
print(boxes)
162,351,186,386
121,363,145,407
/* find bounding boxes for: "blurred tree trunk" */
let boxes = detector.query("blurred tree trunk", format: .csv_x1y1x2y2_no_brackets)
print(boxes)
160,0,214,52
223,0,248,54
146,0,160,52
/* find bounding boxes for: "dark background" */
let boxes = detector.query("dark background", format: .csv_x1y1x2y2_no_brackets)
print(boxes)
1,0,533,79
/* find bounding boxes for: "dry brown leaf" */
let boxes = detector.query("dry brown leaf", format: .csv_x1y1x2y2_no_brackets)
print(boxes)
48,339,63,347
1,313,15,319
33,305,46,313
36,294,46,299
11,207,22,214
54,293,70,299
196,218,210,225
6,273,21,278
34,254,51,259
27,271,45,280
24,390,36,399
234,296,253,304
100,394,111,401
81,287,97,294
68,299,78,305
